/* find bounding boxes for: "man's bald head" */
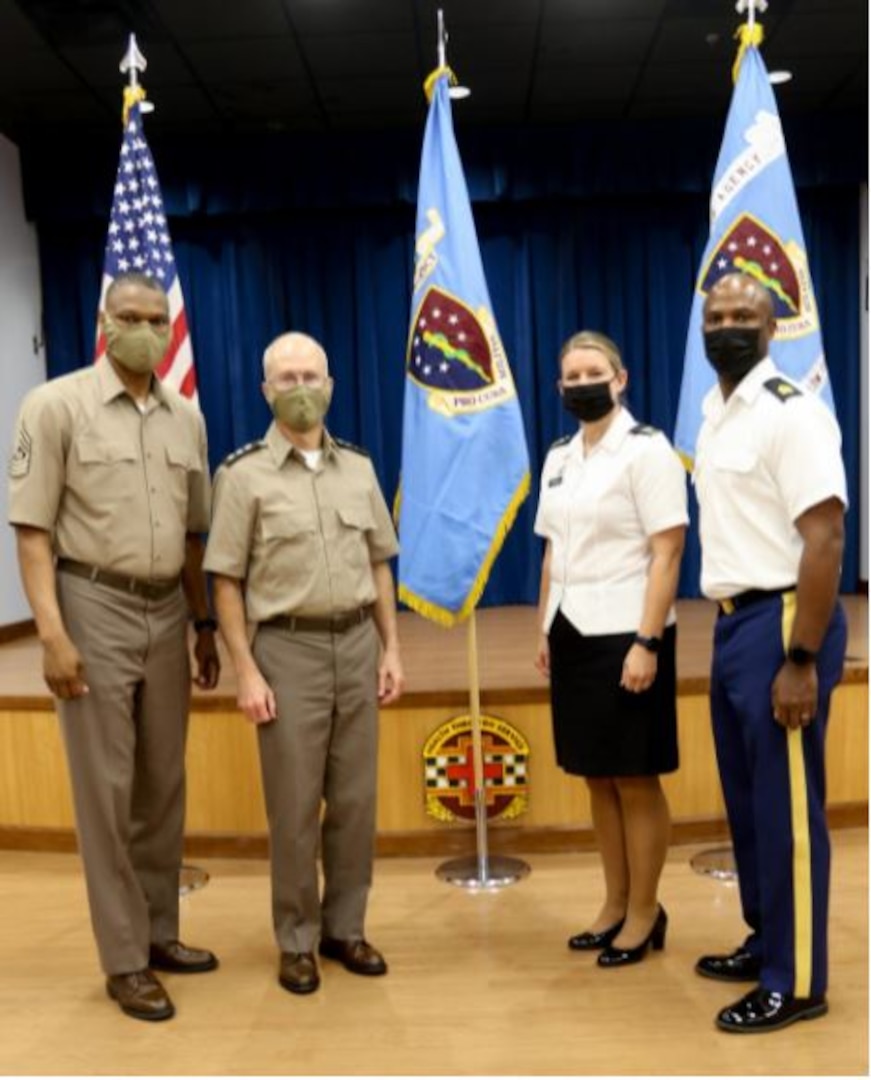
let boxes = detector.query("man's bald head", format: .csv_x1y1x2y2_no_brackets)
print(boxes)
262,333,329,381
704,272,775,322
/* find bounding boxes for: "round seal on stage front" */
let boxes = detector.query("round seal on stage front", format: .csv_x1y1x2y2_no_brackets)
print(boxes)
423,714,530,824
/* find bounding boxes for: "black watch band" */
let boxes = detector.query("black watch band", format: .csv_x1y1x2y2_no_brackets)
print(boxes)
633,633,661,654
787,645,817,666
193,617,218,633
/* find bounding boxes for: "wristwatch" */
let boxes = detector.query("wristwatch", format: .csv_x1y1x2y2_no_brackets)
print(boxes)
633,633,661,654
787,645,817,666
193,617,218,634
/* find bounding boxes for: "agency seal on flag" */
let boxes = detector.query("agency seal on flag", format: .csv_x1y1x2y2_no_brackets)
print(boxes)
407,285,517,417
699,211,819,341
423,713,530,824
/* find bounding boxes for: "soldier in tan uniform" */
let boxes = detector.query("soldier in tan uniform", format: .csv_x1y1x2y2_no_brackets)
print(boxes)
205,331,403,996
8,273,220,1023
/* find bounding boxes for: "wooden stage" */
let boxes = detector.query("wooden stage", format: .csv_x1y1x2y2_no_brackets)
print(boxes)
0,598,866,857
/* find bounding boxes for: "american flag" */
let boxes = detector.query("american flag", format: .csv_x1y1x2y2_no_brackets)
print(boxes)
95,99,198,401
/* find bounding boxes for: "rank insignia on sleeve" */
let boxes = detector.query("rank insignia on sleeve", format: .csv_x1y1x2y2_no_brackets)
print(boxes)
334,437,370,457
630,423,658,436
8,423,32,479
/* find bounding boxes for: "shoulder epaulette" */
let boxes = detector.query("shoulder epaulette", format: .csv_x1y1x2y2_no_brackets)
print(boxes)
630,423,659,436
764,377,802,402
333,437,370,457
549,435,572,449
223,441,267,467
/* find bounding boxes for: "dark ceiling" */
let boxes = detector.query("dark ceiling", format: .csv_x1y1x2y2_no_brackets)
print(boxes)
0,0,866,140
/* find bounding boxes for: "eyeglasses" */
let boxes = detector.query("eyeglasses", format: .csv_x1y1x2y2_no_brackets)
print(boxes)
268,373,327,390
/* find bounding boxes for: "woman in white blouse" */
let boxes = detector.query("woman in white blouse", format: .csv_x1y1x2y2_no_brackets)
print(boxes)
534,331,688,967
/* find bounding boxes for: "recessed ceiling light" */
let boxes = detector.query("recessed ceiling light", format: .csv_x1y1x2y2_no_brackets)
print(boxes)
449,86,471,100
140,100,155,113
769,71,793,84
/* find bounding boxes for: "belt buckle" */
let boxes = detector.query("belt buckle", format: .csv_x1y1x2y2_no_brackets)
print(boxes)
720,598,736,615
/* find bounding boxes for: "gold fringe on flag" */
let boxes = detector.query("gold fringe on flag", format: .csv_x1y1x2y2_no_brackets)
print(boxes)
398,469,531,628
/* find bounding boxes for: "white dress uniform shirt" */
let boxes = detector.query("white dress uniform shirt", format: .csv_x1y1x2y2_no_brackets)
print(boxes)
694,357,847,601
534,407,689,635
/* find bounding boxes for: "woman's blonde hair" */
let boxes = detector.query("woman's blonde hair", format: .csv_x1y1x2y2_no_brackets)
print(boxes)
558,330,624,376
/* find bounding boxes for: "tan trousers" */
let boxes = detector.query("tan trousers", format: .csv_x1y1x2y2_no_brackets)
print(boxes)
55,571,190,975
253,618,380,954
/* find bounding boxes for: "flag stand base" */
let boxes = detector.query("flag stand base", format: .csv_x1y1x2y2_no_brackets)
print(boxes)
435,854,530,891
689,845,737,882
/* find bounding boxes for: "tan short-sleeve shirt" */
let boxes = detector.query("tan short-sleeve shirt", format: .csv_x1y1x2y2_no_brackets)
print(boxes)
7,358,210,580
204,423,399,623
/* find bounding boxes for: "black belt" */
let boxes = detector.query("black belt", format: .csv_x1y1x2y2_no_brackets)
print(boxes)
718,586,795,616
57,558,181,602
263,606,373,634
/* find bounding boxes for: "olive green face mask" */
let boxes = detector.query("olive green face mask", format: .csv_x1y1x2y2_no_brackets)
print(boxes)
104,316,172,375
270,384,332,432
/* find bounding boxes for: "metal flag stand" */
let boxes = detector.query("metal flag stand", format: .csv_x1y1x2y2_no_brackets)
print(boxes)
426,10,528,892
118,32,206,899
690,0,767,887
435,612,530,891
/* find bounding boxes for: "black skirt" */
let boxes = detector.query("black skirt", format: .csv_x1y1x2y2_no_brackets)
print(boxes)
548,610,679,778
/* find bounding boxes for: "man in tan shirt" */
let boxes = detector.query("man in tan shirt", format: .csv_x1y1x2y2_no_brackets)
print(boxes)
205,331,403,996
8,272,220,1022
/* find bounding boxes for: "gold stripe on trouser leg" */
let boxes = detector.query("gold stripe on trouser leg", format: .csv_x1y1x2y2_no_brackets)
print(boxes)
781,591,813,998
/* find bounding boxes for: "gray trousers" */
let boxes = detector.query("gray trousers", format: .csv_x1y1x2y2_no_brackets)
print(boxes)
253,618,380,954
56,571,190,975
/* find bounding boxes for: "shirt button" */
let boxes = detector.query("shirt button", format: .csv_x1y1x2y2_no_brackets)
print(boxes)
150,487,157,494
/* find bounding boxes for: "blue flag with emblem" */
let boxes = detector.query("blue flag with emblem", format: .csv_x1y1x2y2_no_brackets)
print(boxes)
398,67,530,627
673,26,835,465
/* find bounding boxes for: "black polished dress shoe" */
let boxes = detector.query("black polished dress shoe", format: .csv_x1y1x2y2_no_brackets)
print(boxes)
279,952,320,995
716,987,828,1033
597,905,667,968
568,919,625,951
319,937,388,976
696,946,761,982
149,940,219,974
106,970,175,1021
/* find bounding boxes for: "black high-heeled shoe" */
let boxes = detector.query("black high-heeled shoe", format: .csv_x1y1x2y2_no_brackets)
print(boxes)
596,905,667,967
567,918,625,951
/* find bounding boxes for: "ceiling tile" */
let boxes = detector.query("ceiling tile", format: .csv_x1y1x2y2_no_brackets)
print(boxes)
534,65,638,104
547,0,666,18
286,0,413,35
636,61,734,98
769,11,868,55
150,0,289,39
540,18,657,64
301,32,418,78
185,37,307,82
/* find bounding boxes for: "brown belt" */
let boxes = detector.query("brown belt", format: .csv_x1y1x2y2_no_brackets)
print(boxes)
263,606,373,634
57,558,181,602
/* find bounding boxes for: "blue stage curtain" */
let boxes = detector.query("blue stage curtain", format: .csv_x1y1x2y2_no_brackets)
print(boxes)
29,116,865,603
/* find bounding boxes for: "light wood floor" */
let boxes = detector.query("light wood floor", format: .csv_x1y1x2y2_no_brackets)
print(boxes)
0,831,866,1076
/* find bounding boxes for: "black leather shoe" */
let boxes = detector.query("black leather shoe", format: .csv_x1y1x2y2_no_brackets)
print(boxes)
149,940,219,974
597,906,667,968
716,987,828,1033
696,946,761,982
319,937,388,976
568,919,625,951
106,970,175,1021
279,952,320,995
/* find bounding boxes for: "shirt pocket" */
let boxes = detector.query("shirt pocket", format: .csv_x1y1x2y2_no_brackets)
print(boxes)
334,500,375,571
164,444,200,514
77,437,138,467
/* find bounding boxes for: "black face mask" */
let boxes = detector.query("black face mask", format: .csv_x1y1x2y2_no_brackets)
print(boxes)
703,327,764,381
562,381,616,423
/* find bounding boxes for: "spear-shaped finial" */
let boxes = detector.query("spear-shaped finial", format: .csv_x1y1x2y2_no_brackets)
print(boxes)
736,0,769,30
119,33,150,123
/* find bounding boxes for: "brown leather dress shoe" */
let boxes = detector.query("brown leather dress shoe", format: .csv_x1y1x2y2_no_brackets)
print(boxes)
279,952,320,994
106,970,175,1022
319,937,388,976
149,940,219,974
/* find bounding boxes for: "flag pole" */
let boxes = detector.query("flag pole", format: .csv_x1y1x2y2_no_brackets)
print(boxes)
428,12,529,891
